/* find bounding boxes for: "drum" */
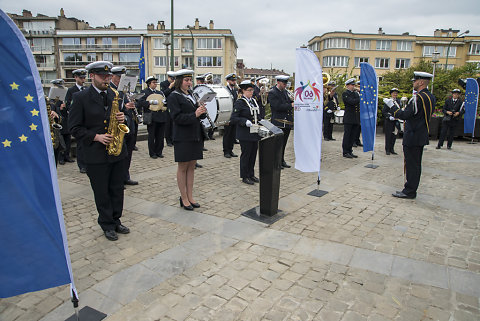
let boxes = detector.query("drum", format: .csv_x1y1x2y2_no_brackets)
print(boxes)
146,93,166,112
334,110,345,124
193,85,233,127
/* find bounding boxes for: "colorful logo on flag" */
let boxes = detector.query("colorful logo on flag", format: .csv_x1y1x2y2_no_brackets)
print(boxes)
294,80,322,103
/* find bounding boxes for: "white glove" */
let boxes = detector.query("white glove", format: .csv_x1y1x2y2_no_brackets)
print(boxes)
337,107,341,111
245,120,253,127
383,98,394,108
327,109,333,114
149,100,158,105
389,116,395,121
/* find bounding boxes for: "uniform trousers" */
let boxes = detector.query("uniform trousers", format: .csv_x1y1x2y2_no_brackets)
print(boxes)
402,145,424,197
165,116,173,145
124,133,135,181
384,121,397,152
76,142,86,170
147,121,166,156
280,128,291,162
133,122,139,147
354,125,362,145
59,134,72,161
86,159,125,231
438,121,458,148
342,123,359,155
323,116,334,139
223,124,236,154
239,140,258,178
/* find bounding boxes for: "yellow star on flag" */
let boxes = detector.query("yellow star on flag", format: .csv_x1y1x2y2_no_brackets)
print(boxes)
19,135,28,142
30,109,39,116
29,123,38,131
10,82,19,90
2,139,12,147
25,94,34,102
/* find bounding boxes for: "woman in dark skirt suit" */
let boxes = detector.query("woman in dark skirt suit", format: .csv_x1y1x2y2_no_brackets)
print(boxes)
167,69,207,210
230,80,261,185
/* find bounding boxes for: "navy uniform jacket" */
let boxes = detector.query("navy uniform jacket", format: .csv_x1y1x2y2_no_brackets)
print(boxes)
342,89,360,124
230,98,261,142
138,87,169,122
68,85,127,164
382,98,401,124
63,84,83,134
324,92,339,119
268,86,293,129
393,88,436,146
226,85,238,102
160,80,174,97
443,97,464,122
167,89,205,142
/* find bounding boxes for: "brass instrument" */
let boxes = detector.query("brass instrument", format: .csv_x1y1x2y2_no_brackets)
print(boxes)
322,72,331,85
287,89,294,102
258,78,270,106
45,97,62,149
106,86,130,156
400,96,408,109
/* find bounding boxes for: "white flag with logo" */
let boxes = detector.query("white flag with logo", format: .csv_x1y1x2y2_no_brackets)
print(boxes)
294,48,323,173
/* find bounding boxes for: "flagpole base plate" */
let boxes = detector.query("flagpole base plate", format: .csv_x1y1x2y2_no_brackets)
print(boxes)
365,164,379,169
65,306,106,321
307,190,328,197
242,207,286,224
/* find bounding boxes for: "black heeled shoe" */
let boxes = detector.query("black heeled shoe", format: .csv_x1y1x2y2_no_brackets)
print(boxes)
191,202,200,208
179,197,193,210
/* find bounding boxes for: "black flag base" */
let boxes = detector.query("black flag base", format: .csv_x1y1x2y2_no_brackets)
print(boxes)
65,306,107,321
307,189,328,197
242,207,286,224
365,164,379,169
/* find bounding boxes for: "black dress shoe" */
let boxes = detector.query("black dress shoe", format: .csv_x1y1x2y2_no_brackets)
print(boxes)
436,146,441,149
230,152,238,157
80,168,87,174
203,147,208,151
392,191,416,199
352,143,358,148
195,163,203,168
157,154,164,158
115,224,130,234
150,155,158,159
330,138,336,141
390,151,398,155
242,178,254,185
209,137,215,140
179,197,194,210
235,140,240,144
167,143,173,147
357,143,363,147
282,161,291,168
343,153,353,158
250,176,259,183
65,158,75,163
133,146,139,151
224,153,231,158
104,230,118,241
124,179,138,186
350,153,358,158
324,138,330,141
59,159,66,165
386,152,391,155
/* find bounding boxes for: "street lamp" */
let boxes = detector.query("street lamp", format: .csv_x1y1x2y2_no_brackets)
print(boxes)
163,32,171,74
187,26,194,70
445,30,469,70
431,51,440,94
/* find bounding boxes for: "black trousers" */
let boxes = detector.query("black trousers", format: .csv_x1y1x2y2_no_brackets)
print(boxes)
354,124,362,144
342,123,359,155
133,121,139,147
76,141,86,170
438,120,458,148
86,159,125,231
239,140,258,178
147,121,166,156
124,133,135,181
280,128,291,162
323,117,334,139
223,124,236,154
54,147,60,167
384,121,397,152
165,116,173,145
402,145,424,197
59,134,71,161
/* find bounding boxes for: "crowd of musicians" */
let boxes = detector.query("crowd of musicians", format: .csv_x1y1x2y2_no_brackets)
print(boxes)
47,60,467,240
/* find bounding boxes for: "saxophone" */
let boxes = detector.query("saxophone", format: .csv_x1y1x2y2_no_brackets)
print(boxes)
45,97,62,149
106,86,130,156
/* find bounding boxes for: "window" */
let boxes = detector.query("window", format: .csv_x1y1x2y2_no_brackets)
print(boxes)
375,58,390,69
197,38,222,49
423,46,456,57
87,53,96,62
64,53,82,65
154,38,178,49
102,37,112,48
376,40,391,51
63,38,80,48
119,52,140,63
182,39,193,52
183,57,193,68
469,43,480,55
395,58,410,69
155,74,167,82
103,53,112,61
354,57,369,67
197,56,222,67
86,38,95,48
355,40,370,50
322,56,349,67
323,38,350,49
118,37,140,48
308,41,320,51
31,38,54,51
174,56,179,67
34,55,55,67
39,71,57,84
154,56,167,67
397,40,412,51
212,74,223,84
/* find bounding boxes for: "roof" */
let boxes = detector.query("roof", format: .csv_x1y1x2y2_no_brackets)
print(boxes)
243,68,289,77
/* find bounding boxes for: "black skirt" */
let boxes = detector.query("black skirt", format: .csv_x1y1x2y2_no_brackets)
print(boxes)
174,141,203,162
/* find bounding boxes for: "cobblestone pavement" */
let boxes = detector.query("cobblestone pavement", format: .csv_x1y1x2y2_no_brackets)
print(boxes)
1,130,479,321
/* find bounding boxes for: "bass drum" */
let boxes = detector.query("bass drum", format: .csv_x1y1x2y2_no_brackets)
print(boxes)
193,85,233,127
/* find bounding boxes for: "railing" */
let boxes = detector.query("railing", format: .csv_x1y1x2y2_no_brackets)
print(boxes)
31,46,55,53
59,44,141,51
37,63,56,68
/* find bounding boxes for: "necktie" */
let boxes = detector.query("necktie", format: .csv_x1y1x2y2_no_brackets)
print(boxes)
100,91,108,107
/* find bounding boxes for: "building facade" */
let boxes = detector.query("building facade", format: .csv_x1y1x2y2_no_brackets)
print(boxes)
308,28,480,78
243,68,290,86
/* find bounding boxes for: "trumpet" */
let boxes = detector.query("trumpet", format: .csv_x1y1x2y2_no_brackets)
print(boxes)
258,78,270,105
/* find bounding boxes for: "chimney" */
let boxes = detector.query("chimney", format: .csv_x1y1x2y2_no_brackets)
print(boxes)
110,23,116,30
348,29,352,33
22,10,32,17
194,18,199,30
378,27,383,35
157,20,165,30
434,29,441,37
209,20,214,29
60,8,65,17
147,23,154,31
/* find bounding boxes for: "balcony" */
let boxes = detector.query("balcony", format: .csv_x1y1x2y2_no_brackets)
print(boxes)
59,44,141,52
31,46,55,54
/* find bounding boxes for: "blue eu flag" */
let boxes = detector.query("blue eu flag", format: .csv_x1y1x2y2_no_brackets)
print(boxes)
464,78,478,135
139,39,146,84
359,63,378,154
0,10,74,298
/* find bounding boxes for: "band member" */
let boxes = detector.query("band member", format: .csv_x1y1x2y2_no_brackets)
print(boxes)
353,80,363,147
69,61,131,241
389,71,436,199
342,78,360,158
138,76,168,158
230,80,261,185
65,69,87,173
166,69,207,210
223,73,239,158
253,76,266,119
383,88,401,155
268,75,293,168
323,81,339,141
161,71,176,147
437,89,464,150
49,79,65,166
195,74,206,86
110,66,138,186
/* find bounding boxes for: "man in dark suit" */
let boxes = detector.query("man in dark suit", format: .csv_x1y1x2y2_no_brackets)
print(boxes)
437,89,464,150
323,81,339,141
138,76,168,158
268,75,293,168
353,80,363,148
383,88,401,155
69,61,131,241
341,78,360,158
223,73,238,158
160,71,176,147
64,69,87,171
389,71,436,199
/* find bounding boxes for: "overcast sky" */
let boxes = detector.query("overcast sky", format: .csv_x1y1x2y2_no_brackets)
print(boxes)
3,0,480,74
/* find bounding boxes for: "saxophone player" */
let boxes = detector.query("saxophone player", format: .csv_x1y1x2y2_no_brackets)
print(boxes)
323,81,339,141
69,61,130,241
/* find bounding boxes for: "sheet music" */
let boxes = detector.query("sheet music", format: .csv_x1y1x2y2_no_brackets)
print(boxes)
118,75,138,92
